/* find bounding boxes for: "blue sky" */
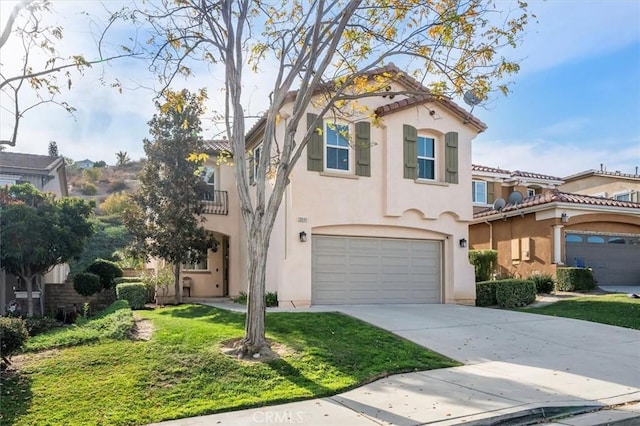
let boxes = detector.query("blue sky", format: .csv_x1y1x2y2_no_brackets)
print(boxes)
1,0,639,177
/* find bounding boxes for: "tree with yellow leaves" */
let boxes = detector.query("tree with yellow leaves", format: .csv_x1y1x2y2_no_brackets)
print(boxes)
128,0,532,358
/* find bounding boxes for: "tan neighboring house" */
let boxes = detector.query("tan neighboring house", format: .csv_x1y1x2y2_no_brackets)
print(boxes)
560,167,640,202
469,165,640,286
167,65,486,307
0,152,70,315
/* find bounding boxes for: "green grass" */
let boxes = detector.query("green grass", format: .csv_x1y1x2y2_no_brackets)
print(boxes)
1,304,458,426
25,300,134,352
521,294,640,330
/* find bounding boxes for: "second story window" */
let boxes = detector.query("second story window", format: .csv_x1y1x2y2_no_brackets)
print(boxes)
417,136,435,180
325,122,350,171
614,191,631,201
472,180,487,204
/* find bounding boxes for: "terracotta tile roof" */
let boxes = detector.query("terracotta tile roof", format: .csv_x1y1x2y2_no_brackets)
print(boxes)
563,169,640,181
204,140,232,154
247,63,486,141
474,189,640,219
0,152,61,171
511,170,563,182
472,164,511,175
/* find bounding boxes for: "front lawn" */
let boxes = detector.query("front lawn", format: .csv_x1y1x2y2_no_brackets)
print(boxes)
521,294,640,330
1,304,458,426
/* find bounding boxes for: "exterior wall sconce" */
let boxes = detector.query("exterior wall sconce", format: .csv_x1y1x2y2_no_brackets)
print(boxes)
561,213,569,223
299,231,307,242
459,238,467,248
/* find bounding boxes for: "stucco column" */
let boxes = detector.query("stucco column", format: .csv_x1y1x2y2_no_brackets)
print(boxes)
552,225,564,264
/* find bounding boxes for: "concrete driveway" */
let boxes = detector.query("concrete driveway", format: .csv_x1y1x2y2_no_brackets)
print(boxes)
157,303,640,425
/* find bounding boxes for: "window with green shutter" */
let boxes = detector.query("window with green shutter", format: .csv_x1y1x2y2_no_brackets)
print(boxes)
355,121,371,177
444,131,459,184
307,113,323,172
403,124,418,179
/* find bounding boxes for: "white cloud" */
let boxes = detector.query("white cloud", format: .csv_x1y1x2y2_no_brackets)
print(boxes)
539,118,589,137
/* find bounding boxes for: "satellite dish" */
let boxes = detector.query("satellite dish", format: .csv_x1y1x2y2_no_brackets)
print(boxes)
463,90,483,107
493,198,506,211
508,191,524,205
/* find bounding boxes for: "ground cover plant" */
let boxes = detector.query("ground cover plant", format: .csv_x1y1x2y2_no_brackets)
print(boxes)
1,304,458,425
521,294,640,330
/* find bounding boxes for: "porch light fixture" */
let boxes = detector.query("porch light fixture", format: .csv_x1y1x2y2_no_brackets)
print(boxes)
299,231,307,242
459,238,467,248
561,212,569,223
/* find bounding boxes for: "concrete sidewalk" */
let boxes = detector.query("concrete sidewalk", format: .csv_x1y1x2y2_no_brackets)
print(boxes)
150,304,640,425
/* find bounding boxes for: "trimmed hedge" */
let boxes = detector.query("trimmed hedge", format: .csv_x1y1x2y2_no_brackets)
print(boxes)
0,317,28,364
73,272,103,297
86,259,123,290
495,279,536,308
24,317,59,337
476,281,498,307
114,277,145,284
556,268,596,291
116,282,147,309
530,274,555,294
469,250,497,282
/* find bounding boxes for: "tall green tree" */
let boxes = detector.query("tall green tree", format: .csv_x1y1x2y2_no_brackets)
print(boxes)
123,89,217,304
131,0,531,357
48,141,58,157
0,183,94,317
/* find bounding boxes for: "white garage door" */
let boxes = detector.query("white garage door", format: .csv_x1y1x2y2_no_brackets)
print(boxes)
312,236,442,304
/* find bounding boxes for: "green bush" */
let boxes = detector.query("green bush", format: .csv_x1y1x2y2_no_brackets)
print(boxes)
86,259,123,290
114,277,145,284
234,291,248,304
469,250,497,282
73,272,103,297
495,279,536,308
530,274,555,294
556,268,596,291
23,317,59,337
476,281,497,307
0,317,28,364
116,282,147,309
107,180,128,193
265,292,278,307
79,183,98,195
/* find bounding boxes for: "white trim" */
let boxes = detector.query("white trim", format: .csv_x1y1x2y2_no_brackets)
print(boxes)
416,135,436,181
472,180,488,204
324,121,351,173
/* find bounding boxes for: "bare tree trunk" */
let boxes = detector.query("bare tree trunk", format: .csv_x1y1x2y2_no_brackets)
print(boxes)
20,272,36,318
243,226,269,357
173,262,181,305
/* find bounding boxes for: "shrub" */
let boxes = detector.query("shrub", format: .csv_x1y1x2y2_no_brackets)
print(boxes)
556,268,596,292
23,317,59,337
530,273,555,294
107,180,128,193
86,259,123,290
82,167,102,182
73,272,103,297
0,317,28,365
100,192,131,215
495,279,536,308
265,292,278,307
469,250,498,282
116,282,147,309
93,160,107,168
234,291,248,304
476,281,498,307
79,183,97,195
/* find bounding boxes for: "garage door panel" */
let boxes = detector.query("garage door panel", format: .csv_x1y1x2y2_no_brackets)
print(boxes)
312,236,442,304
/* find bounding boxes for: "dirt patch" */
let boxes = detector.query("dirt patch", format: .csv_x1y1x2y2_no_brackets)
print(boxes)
1,349,61,376
220,338,296,363
130,314,154,341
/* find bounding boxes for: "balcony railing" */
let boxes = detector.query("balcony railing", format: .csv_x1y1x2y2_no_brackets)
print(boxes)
201,189,228,215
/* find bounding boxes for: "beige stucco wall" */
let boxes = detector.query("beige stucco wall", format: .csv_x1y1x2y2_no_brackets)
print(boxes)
560,175,640,200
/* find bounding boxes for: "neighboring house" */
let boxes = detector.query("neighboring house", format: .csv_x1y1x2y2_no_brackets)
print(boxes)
560,167,640,202
75,159,94,169
471,164,564,213
168,65,487,307
469,179,640,286
0,152,70,315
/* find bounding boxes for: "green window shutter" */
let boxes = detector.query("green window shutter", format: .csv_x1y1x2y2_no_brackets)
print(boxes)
249,151,255,184
403,124,417,179
355,121,371,177
307,113,323,172
445,131,459,184
487,181,495,204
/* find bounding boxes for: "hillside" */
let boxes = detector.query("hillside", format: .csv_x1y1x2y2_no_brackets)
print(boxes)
67,161,143,205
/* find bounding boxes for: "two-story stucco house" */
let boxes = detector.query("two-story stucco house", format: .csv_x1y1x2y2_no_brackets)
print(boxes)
0,152,70,315
172,66,486,307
